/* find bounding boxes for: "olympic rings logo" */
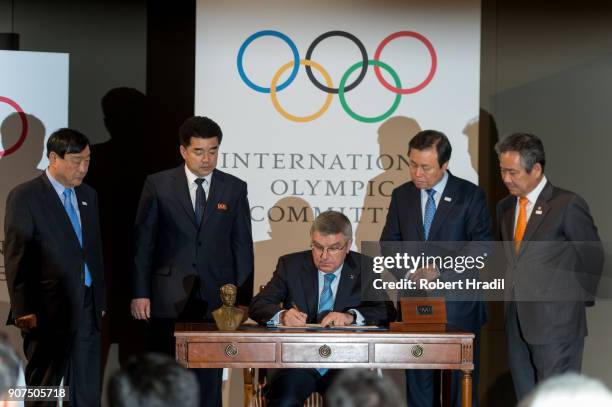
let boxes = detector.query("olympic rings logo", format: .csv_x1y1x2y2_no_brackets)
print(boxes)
0,96,28,158
237,30,437,123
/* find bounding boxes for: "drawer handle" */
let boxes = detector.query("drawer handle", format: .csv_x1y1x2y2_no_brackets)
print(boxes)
319,345,332,358
225,344,238,358
411,345,424,358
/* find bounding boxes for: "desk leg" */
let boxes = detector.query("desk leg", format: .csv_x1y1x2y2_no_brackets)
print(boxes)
461,370,472,407
243,368,254,407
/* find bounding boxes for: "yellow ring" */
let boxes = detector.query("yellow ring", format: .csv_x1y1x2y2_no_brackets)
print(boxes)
270,59,333,123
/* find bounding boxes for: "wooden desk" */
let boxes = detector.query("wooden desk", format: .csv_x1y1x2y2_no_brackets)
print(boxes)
175,323,474,407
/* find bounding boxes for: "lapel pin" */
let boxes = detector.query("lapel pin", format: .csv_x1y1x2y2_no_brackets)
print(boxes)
81,201,88,206
348,274,354,279
444,196,452,202
535,206,542,215
217,203,228,210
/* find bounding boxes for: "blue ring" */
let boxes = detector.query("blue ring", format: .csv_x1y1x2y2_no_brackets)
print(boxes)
237,30,300,94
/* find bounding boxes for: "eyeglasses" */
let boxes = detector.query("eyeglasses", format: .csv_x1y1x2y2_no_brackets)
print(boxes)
310,241,348,256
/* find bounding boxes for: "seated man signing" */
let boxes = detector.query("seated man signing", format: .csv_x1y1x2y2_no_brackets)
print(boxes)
249,210,395,407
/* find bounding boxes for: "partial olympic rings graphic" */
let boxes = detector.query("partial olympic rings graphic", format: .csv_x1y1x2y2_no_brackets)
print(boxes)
0,96,28,158
236,30,437,123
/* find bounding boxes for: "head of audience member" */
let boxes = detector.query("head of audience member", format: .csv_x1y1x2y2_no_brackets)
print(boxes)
179,116,222,178
220,283,238,307
326,369,401,407
0,336,22,407
408,130,451,190
518,372,612,407
107,353,199,407
495,132,545,198
46,128,91,188
310,211,352,274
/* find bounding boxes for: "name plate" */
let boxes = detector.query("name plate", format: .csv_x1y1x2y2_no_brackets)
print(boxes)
390,297,447,332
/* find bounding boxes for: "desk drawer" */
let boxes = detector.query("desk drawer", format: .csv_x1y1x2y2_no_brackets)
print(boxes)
188,342,276,363
282,343,369,363
375,343,461,364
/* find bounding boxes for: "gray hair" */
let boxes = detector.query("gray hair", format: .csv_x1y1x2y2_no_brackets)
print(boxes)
494,132,545,173
518,373,612,407
326,370,401,407
310,210,352,241
0,337,21,396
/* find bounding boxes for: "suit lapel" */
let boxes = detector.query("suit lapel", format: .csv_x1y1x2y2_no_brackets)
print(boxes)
40,174,82,249
427,173,457,240
171,166,197,227
521,182,553,245
404,183,425,240
201,169,225,227
333,253,359,312
75,187,90,249
300,255,319,321
499,198,517,262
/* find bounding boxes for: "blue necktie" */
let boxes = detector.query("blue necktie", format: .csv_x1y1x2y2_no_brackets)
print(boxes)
317,273,336,376
423,189,436,240
63,189,92,287
194,178,206,226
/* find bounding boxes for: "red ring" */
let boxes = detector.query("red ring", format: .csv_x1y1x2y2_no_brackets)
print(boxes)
0,96,28,158
373,31,437,95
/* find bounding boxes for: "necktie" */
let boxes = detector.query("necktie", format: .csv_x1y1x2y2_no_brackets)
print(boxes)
514,197,529,254
194,178,207,226
63,189,92,287
317,273,336,376
423,189,436,240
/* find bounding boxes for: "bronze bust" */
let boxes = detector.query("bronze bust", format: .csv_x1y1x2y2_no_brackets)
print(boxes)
212,284,245,331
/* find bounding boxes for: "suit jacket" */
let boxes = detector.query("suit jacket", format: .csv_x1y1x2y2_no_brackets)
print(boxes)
380,172,492,331
249,250,395,326
4,173,106,334
497,181,602,344
133,166,254,319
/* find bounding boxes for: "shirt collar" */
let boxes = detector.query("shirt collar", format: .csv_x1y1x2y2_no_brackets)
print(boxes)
46,168,72,196
522,175,547,204
184,165,212,187
424,170,448,196
318,264,343,280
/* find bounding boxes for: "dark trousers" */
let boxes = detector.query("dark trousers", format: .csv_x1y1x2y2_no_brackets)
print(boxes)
405,329,480,407
23,287,101,407
148,289,222,407
265,368,339,407
506,302,584,401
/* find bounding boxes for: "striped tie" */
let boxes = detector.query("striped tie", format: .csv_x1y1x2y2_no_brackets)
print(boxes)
63,189,92,287
423,189,436,240
514,197,529,254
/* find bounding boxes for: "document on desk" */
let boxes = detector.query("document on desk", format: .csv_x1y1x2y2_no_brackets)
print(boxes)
270,324,386,331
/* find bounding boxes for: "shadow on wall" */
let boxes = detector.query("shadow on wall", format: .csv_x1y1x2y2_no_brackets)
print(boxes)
355,116,421,249
253,196,314,294
87,87,149,369
0,112,46,358
463,116,479,175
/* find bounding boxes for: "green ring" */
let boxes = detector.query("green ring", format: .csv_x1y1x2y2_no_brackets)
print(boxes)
338,59,402,123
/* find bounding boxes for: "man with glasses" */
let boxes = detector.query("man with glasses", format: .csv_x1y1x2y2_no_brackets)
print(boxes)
381,130,492,407
249,210,394,407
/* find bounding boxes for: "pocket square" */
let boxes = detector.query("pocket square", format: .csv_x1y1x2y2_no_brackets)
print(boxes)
217,203,228,210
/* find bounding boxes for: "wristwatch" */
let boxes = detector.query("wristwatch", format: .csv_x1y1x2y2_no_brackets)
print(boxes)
346,309,358,324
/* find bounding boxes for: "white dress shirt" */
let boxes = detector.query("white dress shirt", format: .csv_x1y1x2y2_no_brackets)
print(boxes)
513,175,548,234
184,165,212,210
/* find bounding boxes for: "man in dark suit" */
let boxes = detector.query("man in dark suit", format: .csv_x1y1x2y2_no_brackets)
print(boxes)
4,128,106,406
131,116,254,407
380,130,492,407
250,211,394,407
495,132,602,400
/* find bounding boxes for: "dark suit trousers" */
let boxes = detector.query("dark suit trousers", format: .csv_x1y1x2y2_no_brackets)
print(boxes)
405,329,480,407
265,368,339,407
23,287,100,407
506,302,584,401
148,286,222,407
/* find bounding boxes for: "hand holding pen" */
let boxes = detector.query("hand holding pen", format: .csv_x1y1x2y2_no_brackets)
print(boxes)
281,302,308,327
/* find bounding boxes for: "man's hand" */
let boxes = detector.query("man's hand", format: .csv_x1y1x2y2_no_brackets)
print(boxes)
280,308,307,327
409,267,440,289
15,314,37,332
320,312,354,327
131,298,151,320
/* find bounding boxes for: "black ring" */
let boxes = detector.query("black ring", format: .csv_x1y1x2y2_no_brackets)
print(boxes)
305,31,368,94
